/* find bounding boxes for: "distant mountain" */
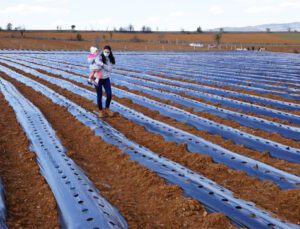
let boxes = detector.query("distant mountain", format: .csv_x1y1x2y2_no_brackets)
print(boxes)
210,22,300,32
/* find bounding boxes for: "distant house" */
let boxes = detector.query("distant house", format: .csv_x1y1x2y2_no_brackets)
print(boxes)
189,43,204,47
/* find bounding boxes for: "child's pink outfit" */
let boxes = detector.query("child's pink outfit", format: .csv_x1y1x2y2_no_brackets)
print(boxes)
87,52,103,85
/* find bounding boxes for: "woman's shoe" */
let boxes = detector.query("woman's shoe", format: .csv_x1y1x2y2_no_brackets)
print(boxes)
98,110,105,118
104,108,114,117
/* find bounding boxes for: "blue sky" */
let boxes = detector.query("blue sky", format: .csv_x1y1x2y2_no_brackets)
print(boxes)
0,0,299,31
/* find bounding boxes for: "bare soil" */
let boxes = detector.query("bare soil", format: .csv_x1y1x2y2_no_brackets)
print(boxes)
0,72,235,228
0,94,59,229
2,67,299,225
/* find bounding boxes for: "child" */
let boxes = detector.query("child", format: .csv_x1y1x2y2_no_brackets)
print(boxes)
87,46,103,86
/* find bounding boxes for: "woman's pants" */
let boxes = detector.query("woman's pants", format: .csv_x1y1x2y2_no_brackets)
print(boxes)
95,78,112,110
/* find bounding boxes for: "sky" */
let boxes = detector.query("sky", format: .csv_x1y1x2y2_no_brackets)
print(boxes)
0,0,299,31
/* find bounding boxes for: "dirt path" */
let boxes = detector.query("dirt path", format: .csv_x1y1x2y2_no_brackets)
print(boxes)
3,68,299,225
0,94,59,228
0,73,236,229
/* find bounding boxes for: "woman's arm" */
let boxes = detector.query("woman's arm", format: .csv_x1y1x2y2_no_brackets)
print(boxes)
102,63,113,72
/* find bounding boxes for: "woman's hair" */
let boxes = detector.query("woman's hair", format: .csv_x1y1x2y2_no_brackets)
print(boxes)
101,45,115,64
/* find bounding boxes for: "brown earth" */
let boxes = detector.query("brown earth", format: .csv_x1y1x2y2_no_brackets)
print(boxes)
28,62,300,176
0,72,236,228
116,69,300,117
113,71,300,127
4,59,300,149
1,31,299,44
0,31,300,52
146,72,300,105
4,61,300,175
0,94,59,228
2,67,300,225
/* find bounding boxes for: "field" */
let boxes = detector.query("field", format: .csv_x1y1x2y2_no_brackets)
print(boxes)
0,31,300,53
0,50,300,228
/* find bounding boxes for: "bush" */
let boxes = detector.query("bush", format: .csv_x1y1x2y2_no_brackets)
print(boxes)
131,36,142,42
76,33,83,41
293,49,299,54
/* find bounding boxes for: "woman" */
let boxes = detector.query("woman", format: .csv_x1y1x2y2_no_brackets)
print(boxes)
95,45,116,118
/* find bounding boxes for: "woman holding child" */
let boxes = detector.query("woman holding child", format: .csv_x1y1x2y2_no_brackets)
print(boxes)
87,45,116,118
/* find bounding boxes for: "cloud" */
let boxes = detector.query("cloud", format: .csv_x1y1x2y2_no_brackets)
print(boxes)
88,18,113,25
244,5,278,14
147,16,161,23
35,0,69,3
279,1,300,8
0,4,70,15
209,5,224,15
169,11,185,17
244,0,300,14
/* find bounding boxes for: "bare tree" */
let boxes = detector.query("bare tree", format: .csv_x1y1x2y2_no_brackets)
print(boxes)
196,26,202,33
266,28,271,33
71,25,76,31
215,32,222,45
6,23,13,30
141,26,152,33
109,31,113,40
119,27,126,32
128,24,134,32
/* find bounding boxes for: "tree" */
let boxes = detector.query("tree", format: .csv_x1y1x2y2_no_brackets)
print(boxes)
215,32,222,45
288,27,291,32
141,26,152,33
109,31,113,40
71,25,76,31
266,28,271,33
20,29,25,38
128,24,134,32
119,26,126,32
6,23,13,30
196,26,202,33
76,33,83,41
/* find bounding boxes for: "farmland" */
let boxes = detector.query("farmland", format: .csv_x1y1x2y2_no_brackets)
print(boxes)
0,31,300,52
0,50,300,228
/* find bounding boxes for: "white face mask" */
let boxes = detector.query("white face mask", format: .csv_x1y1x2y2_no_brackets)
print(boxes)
103,51,110,57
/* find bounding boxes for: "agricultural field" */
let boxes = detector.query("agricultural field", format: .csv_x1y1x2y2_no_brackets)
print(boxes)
0,50,300,228
0,31,300,52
